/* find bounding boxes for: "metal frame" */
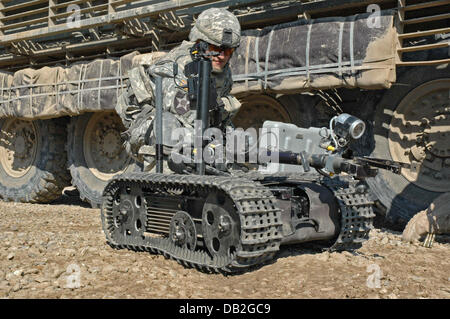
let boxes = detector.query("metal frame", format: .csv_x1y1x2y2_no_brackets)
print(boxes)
0,0,448,70
395,0,450,66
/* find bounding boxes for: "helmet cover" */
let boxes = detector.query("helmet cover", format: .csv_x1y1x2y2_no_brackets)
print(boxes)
189,8,241,48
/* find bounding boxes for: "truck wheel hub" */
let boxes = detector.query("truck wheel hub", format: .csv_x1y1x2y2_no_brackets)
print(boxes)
388,79,450,192
0,119,38,178
422,112,450,157
83,112,130,181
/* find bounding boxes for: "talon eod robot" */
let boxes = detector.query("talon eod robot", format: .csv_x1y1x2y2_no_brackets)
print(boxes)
101,41,408,273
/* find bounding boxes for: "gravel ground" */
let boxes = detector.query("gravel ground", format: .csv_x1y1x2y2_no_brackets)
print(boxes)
0,194,449,299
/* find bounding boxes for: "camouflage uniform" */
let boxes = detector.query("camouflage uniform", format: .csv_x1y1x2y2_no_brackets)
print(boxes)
115,8,241,170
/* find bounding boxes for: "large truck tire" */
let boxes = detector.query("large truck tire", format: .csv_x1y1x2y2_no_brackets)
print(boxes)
67,112,142,208
233,94,291,130
367,65,450,227
0,118,70,203
233,93,320,130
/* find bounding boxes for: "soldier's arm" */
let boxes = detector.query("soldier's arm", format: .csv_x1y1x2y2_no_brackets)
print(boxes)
217,67,241,126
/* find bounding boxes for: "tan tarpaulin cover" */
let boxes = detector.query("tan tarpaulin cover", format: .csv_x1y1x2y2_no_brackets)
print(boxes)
0,11,397,119
229,10,397,97
4,66,66,119
0,52,138,119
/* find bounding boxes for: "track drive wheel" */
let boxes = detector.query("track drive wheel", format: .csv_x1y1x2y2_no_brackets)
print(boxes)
0,118,70,203
202,192,240,259
170,211,197,251
67,112,141,208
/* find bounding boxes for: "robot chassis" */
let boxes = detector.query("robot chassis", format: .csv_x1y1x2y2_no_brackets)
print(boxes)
100,41,408,273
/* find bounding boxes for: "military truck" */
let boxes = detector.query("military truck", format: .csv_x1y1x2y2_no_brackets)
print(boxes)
0,0,448,227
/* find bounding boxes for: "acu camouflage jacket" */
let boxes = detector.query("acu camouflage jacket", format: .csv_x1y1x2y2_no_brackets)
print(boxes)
115,40,241,158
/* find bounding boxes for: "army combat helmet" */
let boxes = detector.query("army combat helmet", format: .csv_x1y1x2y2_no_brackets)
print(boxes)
189,8,241,49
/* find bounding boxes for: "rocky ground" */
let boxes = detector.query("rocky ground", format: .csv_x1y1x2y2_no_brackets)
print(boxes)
0,193,449,299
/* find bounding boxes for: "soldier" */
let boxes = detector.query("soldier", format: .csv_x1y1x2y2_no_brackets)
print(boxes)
116,8,242,171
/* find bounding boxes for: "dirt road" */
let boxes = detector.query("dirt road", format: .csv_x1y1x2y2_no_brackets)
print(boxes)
0,194,449,299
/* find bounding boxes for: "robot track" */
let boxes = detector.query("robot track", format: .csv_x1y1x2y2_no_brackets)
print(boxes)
101,173,284,273
101,172,374,273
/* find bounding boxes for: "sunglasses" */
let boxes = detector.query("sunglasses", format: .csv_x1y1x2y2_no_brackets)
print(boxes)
208,44,235,55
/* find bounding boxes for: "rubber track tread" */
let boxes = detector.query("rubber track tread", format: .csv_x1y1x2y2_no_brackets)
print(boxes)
323,178,375,251
102,172,374,272
102,173,284,273
236,171,375,251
